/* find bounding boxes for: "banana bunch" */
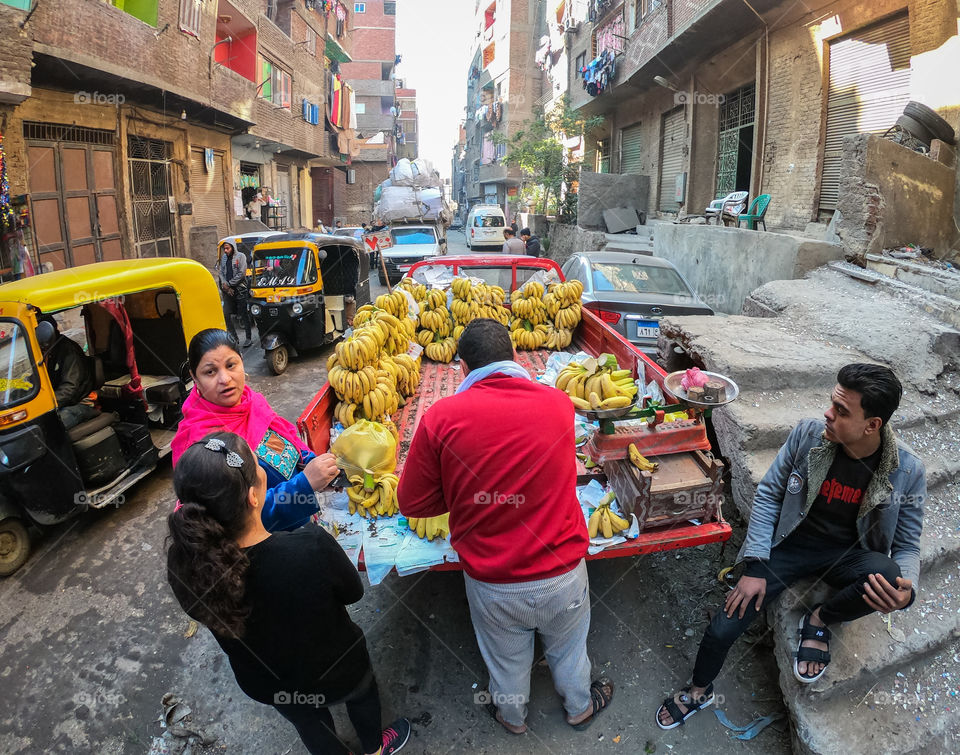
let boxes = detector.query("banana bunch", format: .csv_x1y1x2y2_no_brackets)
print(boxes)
543,322,574,350
509,294,548,324
555,361,638,411
382,353,421,398
472,283,510,326
545,281,584,331
588,491,631,539
328,363,379,405
355,308,411,357
382,418,400,445
332,330,380,371
347,473,400,518
509,318,549,350
375,290,410,320
424,337,457,363
406,512,450,541
628,443,659,473
450,297,480,326
398,276,427,302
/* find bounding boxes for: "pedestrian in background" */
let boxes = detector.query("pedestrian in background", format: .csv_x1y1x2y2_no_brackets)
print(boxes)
501,227,525,255
520,228,541,257
167,431,411,755
218,242,253,348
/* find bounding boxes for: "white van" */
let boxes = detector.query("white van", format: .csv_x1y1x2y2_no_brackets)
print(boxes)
466,204,507,251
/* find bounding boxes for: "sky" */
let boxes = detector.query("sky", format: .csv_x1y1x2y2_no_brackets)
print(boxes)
395,0,475,180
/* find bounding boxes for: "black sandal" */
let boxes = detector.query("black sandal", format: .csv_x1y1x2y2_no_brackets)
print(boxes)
569,678,615,731
793,609,831,683
656,683,715,730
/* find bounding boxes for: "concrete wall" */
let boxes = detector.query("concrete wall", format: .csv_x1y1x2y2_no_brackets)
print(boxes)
578,172,650,230
545,224,608,268
653,224,843,313
837,134,958,258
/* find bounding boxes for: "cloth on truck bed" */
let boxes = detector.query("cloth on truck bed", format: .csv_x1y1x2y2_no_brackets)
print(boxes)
100,375,180,403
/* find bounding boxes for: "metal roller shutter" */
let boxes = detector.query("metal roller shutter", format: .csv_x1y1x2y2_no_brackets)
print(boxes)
819,14,911,211
658,108,685,213
190,149,229,240
620,123,643,174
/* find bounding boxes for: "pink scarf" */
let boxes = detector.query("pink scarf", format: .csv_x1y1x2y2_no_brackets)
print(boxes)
171,385,310,466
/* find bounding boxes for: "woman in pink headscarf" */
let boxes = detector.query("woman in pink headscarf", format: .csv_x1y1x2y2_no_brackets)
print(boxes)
172,329,338,530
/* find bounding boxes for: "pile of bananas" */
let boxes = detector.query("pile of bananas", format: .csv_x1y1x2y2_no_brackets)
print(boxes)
354,307,415,357
555,360,638,411
451,278,480,329
406,512,451,541
347,472,400,518
628,443,659,473
398,276,427,302
381,353,422,398
588,491,631,538
509,281,550,350
545,280,584,330
374,290,411,320
327,328,406,425
417,289,457,362
543,322,574,350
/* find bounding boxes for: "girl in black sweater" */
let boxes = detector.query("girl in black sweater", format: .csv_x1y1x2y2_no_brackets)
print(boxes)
166,431,410,755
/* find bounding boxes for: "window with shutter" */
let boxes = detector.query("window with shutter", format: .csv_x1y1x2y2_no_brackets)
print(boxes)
178,0,201,37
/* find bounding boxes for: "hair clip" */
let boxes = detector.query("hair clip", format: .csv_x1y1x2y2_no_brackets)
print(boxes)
204,438,244,468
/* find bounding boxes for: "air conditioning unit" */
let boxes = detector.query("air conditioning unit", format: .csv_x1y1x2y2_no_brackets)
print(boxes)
346,169,356,185
563,18,580,32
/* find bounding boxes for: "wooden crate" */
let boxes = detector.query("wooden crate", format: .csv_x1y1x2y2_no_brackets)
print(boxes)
604,450,724,531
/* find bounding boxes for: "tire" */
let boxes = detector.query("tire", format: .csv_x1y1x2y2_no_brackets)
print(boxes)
895,114,933,145
904,101,956,145
0,517,31,577
267,345,289,375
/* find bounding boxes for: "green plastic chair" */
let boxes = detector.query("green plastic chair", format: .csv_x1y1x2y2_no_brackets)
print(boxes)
737,194,771,230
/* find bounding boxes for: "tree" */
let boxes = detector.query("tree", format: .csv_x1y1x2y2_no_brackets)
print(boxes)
493,96,604,218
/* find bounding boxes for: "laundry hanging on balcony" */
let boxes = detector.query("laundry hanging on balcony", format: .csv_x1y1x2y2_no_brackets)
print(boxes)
329,74,344,128
579,50,616,97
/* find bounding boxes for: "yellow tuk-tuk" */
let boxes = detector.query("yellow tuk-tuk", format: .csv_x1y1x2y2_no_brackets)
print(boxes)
248,232,371,374
0,258,225,576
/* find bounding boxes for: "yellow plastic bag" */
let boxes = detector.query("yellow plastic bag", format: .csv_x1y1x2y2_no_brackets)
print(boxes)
331,419,397,490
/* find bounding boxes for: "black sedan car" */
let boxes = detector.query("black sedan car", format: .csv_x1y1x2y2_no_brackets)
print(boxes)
560,251,714,356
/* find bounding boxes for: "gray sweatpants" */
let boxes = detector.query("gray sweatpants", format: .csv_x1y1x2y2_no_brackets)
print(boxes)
464,559,592,726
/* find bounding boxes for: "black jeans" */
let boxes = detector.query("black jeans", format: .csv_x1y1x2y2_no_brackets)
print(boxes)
273,673,382,755
222,292,252,341
691,534,901,688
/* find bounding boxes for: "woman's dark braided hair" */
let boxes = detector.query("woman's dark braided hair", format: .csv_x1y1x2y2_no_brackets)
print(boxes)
166,431,258,638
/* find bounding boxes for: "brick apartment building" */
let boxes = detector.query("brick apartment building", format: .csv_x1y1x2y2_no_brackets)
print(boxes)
564,0,959,231
0,0,354,273
338,0,398,223
395,82,418,160
462,0,544,220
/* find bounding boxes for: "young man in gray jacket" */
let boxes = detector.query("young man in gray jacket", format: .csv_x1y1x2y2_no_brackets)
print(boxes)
657,363,925,729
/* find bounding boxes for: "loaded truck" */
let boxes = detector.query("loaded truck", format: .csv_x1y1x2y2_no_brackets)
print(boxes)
365,158,452,287
297,255,732,572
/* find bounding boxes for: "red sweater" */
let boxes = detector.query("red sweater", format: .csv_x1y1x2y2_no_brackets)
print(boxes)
397,375,588,583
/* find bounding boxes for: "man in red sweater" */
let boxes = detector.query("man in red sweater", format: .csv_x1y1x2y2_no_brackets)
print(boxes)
398,318,614,735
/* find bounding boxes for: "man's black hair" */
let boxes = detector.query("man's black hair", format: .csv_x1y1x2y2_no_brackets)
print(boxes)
836,363,902,427
520,227,532,237
458,318,513,370
503,227,516,237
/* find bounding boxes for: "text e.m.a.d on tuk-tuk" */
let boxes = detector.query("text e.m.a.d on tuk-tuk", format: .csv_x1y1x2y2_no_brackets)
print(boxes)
0,258,224,576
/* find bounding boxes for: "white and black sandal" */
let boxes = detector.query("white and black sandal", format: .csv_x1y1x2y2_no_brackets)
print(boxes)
793,609,831,683
656,684,714,730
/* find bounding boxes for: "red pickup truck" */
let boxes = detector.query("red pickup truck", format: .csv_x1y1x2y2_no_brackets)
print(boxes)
297,255,731,567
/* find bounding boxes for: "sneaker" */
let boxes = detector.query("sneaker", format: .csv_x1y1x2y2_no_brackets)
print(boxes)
378,718,411,755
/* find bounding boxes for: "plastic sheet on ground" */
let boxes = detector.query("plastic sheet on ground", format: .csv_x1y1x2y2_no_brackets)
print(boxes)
394,526,458,577
577,480,639,555
361,517,407,585
315,491,362,569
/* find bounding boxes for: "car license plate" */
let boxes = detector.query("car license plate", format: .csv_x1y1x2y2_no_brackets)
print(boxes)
635,320,659,338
